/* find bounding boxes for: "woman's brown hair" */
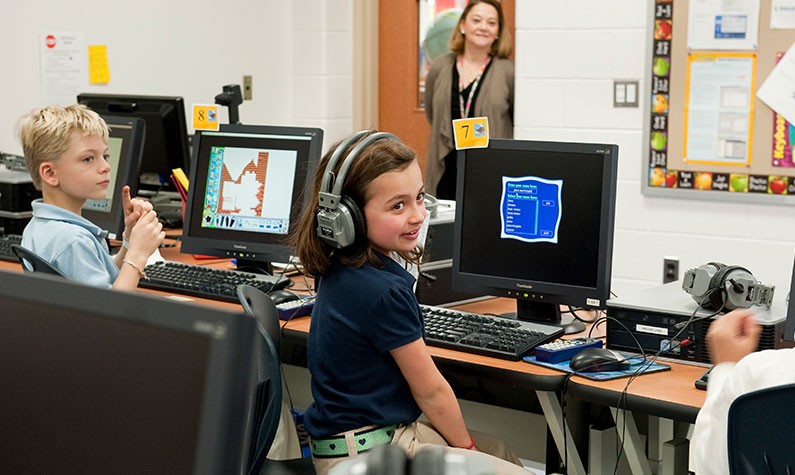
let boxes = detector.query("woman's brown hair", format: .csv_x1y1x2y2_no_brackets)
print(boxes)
292,131,424,277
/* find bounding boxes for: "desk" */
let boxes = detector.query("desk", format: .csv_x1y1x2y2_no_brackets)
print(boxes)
0,246,707,474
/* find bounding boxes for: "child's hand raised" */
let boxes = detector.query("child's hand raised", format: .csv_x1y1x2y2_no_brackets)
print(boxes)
121,186,153,238
126,209,165,261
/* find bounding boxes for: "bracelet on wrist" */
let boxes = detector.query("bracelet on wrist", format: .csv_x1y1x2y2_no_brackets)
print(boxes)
459,437,475,450
122,259,148,280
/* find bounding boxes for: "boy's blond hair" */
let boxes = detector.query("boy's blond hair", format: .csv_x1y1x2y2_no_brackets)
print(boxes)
17,104,109,190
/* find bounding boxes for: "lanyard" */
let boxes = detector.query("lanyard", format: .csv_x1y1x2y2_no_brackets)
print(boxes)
457,55,492,119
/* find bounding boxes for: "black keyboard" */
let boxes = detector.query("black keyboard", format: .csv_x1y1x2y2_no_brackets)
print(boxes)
0,234,22,262
139,260,290,303
421,304,564,360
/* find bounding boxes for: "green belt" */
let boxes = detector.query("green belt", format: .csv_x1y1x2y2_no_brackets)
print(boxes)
310,424,398,458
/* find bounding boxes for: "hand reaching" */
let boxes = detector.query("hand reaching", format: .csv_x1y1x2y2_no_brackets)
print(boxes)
706,309,762,364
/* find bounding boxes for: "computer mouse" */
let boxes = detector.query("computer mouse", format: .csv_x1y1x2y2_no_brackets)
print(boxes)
268,289,300,305
569,348,631,373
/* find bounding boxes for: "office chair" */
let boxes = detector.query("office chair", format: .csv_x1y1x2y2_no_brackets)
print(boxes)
237,284,315,475
727,383,795,474
11,244,65,277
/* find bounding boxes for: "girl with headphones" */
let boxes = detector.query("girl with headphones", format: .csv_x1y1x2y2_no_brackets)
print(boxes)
293,131,528,475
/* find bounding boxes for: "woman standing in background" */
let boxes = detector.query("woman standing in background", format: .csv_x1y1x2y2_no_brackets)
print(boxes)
424,0,514,199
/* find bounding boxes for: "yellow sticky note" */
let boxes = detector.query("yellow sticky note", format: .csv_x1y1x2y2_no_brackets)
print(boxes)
192,104,220,131
452,117,489,149
87,45,110,84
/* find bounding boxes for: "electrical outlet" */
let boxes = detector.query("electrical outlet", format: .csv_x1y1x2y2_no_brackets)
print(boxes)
243,75,252,100
663,257,679,284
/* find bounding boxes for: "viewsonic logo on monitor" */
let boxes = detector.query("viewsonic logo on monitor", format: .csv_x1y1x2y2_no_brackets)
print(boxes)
234,244,248,250
516,283,534,289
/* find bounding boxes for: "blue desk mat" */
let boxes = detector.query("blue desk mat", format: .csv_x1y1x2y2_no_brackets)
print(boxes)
523,353,671,381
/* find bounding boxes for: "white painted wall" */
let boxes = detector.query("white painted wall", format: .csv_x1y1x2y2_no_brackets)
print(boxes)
1,0,353,155
515,0,795,302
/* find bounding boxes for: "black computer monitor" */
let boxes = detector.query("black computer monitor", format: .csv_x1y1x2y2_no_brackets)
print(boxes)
181,124,323,272
0,269,257,474
783,253,795,342
81,115,145,239
451,139,619,334
77,93,190,191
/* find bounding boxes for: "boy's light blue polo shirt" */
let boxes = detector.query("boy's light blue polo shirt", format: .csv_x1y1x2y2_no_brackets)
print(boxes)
21,199,119,288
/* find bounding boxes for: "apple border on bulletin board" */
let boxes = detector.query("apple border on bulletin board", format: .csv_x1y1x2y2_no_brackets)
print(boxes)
640,0,795,205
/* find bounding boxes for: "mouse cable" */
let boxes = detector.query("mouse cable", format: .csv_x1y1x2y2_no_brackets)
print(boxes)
566,305,600,324
609,294,725,475
555,315,645,474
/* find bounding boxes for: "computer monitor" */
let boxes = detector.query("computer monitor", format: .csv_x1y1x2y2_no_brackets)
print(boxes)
181,124,323,273
451,139,619,334
783,253,795,342
81,115,145,239
77,93,190,191
0,269,257,474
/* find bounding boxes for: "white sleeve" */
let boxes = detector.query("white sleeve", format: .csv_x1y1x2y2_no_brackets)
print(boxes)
690,362,736,475
689,349,795,474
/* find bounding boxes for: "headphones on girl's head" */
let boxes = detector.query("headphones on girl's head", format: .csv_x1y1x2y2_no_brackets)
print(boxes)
315,130,401,249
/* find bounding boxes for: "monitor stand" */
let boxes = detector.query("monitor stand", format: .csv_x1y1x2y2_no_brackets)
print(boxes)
507,299,586,335
233,258,275,276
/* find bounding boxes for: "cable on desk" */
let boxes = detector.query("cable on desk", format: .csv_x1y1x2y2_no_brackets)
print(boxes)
565,305,600,324
606,291,725,475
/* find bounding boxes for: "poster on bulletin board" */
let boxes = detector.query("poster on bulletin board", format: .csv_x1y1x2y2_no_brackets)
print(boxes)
642,0,795,203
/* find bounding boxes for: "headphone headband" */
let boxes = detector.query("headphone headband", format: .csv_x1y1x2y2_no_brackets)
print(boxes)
320,130,371,196
330,132,399,196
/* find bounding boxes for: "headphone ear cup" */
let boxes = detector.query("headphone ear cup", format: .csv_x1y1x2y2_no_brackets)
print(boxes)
411,446,447,475
339,195,367,249
702,263,727,310
707,265,751,311
365,444,407,475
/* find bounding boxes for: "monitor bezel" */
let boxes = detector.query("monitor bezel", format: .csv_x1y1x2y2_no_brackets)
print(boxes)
81,115,145,239
783,254,795,342
451,138,619,312
77,93,190,189
0,269,256,474
181,123,323,267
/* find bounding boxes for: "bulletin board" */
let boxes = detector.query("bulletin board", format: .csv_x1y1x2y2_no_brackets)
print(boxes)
642,0,795,204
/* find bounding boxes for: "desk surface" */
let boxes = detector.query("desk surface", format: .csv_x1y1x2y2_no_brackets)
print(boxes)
155,246,709,421
0,243,708,422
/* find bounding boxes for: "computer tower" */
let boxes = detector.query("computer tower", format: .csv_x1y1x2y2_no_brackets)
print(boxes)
415,202,479,306
0,168,40,212
606,281,788,363
0,168,39,234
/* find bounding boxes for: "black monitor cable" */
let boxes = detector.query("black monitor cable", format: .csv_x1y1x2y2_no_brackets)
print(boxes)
566,305,600,324
556,315,646,474
606,291,724,474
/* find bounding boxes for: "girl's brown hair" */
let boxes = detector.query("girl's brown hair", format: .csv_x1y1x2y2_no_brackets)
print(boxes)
449,0,512,59
293,131,424,277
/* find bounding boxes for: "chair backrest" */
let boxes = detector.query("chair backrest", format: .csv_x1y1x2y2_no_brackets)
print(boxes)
237,284,284,475
11,244,65,277
728,383,795,474
237,284,282,351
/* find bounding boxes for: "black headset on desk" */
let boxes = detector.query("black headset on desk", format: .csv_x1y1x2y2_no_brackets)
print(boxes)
682,261,775,311
315,131,401,249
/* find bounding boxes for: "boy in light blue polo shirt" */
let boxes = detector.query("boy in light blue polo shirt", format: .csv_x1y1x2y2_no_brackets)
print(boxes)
17,104,165,289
